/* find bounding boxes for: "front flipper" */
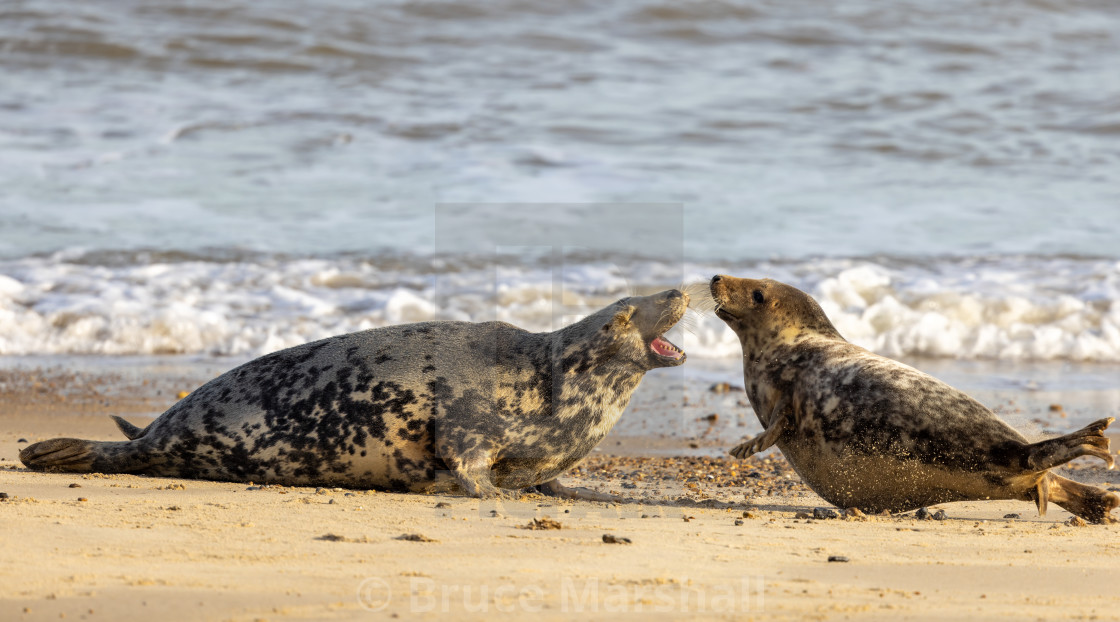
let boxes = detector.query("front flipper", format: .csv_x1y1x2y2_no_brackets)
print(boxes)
439,444,517,499
729,395,791,460
534,479,615,502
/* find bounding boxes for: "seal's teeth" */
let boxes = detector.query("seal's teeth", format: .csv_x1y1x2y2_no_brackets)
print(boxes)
650,336,684,359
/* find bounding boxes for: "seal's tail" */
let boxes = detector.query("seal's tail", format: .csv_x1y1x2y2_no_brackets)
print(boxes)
1026,417,1114,472
110,415,149,440
19,438,152,473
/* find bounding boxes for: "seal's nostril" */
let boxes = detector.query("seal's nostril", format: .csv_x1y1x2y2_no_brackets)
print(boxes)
711,275,722,283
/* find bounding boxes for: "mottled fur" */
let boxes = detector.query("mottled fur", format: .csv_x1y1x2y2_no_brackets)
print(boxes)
21,291,689,498
712,275,1118,523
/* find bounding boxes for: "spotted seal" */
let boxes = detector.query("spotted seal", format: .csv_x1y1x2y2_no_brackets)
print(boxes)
710,275,1118,523
21,290,688,499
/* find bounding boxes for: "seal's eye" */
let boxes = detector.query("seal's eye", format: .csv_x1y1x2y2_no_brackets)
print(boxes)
752,290,765,305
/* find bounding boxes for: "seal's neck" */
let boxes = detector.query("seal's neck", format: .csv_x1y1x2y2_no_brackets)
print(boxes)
544,324,646,434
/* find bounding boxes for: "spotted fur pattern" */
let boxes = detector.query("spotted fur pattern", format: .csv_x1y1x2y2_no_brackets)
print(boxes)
712,275,1118,522
22,290,688,497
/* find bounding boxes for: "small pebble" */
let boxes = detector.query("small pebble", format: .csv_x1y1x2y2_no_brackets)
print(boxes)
602,534,631,544
1067,516,1087,527
17,438,28,443
621,482,637,489
434,502,450,508
396,534,437,542
734,519,744,526
328,499,335,505
77,497,88,502
742,511,756,519
932,510,947,521
915,507,931,520
828,556,850,563
813,507,839,520
69,483,82,488
0,492,9,500
794,511,811,519
1003,513,1020,519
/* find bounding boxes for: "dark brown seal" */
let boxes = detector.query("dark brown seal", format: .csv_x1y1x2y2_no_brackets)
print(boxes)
711,274,1118,523
21,290,689,499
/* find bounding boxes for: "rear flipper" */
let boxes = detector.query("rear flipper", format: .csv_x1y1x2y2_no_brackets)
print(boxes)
1026,417,1114,471
1033,472,1120,524
20,438,152,474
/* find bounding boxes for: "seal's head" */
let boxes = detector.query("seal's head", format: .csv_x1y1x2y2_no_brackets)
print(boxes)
709,275,841,351
588,289,689,369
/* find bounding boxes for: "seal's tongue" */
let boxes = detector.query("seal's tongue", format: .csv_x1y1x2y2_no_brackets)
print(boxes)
650,336,684,360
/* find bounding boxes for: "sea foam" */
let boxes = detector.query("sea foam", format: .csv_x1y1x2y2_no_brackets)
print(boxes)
1,253,1118,362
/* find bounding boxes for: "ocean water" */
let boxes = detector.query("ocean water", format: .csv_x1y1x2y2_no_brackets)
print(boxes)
2,0,1120,368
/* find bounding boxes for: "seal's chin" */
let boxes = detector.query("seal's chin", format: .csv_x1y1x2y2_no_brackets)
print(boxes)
650,335,686,362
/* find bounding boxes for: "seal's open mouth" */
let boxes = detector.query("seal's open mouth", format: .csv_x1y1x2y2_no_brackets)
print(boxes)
650,335,685,360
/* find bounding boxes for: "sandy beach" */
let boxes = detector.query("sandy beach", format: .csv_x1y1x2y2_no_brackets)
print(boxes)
2,363,1118,622
6,0,1120,619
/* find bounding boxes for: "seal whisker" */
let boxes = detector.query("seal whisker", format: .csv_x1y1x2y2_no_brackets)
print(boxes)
681,281,717,315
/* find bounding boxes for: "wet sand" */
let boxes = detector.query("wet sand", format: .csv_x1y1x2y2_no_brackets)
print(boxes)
1,365,1119,621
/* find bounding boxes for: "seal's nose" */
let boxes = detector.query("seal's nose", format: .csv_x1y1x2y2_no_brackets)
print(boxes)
711,275,722,283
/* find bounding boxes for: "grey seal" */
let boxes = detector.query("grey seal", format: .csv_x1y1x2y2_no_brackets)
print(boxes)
21,290,689,499
710,274,1118,523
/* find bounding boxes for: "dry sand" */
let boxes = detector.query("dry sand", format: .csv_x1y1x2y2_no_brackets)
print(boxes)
1,366,1119,621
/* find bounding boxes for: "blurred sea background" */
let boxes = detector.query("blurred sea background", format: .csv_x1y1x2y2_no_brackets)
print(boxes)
2,0,1119,439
